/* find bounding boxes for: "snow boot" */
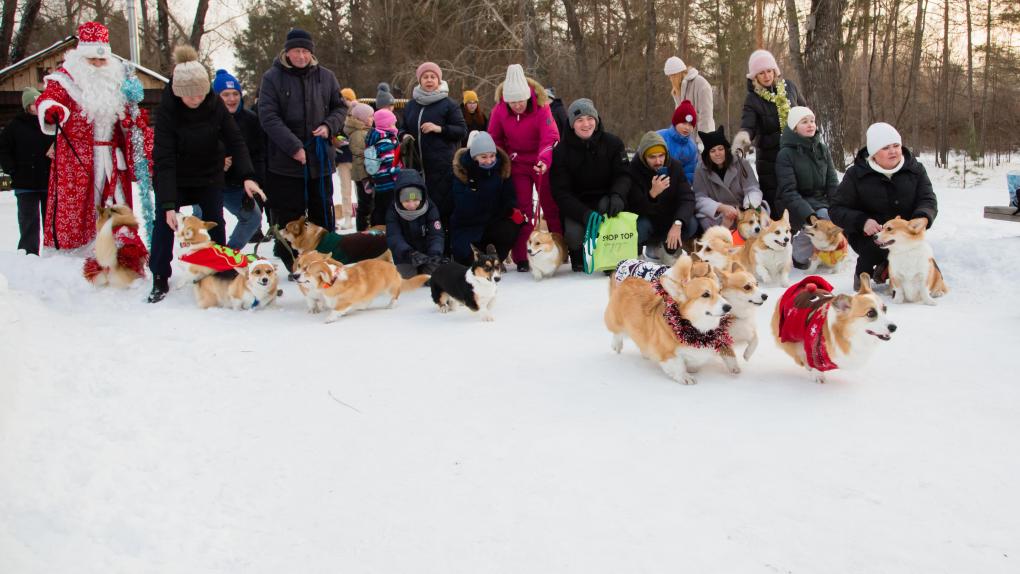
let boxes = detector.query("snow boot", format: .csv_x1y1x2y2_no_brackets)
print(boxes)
569,249,583,272
147,275,169,303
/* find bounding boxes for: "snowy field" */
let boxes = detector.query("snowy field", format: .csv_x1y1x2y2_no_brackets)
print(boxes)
1,158,1019,573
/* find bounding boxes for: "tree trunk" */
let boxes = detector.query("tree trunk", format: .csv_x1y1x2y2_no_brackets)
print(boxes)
561,0,591,95
0,0,17,67
896,0,926,138
680,0,690,56
978,0,992,161
860,0,871,143
522,0,541,77
644,0,656,125
801,0,848,164
156,0,172,73
755,0,765,48
965,0,977,158
937,0,950,166
190,0,210,51
784,0,807,84
10,0,42,63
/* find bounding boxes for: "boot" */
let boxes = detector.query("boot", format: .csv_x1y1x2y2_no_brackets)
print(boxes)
569,249,583,272
147,275,169,303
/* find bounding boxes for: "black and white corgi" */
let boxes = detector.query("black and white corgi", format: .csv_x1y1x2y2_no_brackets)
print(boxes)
429,244,501,322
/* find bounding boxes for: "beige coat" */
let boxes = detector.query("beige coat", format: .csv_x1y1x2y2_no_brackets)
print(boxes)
343,114,371,182
671,68,715,138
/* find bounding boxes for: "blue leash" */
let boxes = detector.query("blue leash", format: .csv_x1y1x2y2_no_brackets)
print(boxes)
302,137,335,230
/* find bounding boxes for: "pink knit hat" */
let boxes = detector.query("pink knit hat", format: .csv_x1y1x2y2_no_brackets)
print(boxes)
374,108,397,133
747,49,780,80
416,61,442,82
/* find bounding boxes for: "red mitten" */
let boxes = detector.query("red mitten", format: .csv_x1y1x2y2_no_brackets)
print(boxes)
44,107,65,125
510,208,527,225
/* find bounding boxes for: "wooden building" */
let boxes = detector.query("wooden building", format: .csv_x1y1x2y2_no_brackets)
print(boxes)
0,36,167,126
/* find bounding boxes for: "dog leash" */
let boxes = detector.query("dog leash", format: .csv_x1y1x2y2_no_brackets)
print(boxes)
302,137,335,231
582,211,604,275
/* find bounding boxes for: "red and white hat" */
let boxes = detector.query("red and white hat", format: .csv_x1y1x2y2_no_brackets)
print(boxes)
76,21,112,59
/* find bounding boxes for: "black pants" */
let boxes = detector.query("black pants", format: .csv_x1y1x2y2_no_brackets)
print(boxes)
266,171,334,271
453,218,521,265
848,232,888,279
371,190,392,229
16,190,46,255
355,179,372,230
149,186,226,278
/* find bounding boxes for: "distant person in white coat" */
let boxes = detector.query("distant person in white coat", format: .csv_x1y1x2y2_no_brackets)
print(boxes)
664,56,715,143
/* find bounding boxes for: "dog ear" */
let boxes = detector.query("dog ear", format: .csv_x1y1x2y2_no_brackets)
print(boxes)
779,209,790,223
471,244,482,260
728,261,744,273
537,217,549,232
907,217,927,234
203,220,218,230
832,294,853,312
486,244,498,257
858,272,873,294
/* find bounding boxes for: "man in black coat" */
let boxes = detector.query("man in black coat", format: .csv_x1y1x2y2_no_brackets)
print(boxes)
830,123,937,287
550,99,631,270
258,29,347,269
546,87,570,140
627,131,698,258
0,87,54,255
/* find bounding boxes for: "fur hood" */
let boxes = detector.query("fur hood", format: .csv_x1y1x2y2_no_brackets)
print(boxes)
452,146,512,182
494,76,549,108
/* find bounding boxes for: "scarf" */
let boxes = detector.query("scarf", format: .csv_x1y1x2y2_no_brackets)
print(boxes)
867,157,905,178
396,198,430,221
652,280,734,351
180,244,257,271
82,225,149,281
755,79,791,132
413,82,450,106
815,237,849,267
777,276,838,372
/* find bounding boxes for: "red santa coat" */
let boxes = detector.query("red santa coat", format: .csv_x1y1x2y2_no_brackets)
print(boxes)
35,67,150,250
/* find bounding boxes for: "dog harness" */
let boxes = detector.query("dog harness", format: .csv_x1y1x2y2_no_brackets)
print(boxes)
180,244,257,271
777,276,839,372
651,280,733,350
614,259,668,284
83,225,149,281
814,237,849,267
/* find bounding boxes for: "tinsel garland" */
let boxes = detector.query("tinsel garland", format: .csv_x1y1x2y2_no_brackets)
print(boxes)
754,79,791,133
120,66,156,247
652,280,734,350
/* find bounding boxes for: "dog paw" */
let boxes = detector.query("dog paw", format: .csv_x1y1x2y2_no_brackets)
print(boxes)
480,313,495,322
729,365,741,375
610,334,623,354
680,374,698,385
813,373,827,384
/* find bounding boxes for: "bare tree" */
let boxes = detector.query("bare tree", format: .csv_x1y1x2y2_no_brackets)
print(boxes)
156,0,171,72
0,0,17,67
937,0,950,166
10,0,43,62
190,0,210,51
644,0,656,124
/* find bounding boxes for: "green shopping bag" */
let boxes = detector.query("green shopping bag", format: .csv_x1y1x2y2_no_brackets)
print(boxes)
583,211,639,274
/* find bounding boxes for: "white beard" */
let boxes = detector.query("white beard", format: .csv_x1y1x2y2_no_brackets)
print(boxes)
62,48,127,129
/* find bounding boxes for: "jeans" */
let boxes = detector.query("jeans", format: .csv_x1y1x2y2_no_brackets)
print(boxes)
150,186,226,279
194,185,262,250
15,189,46,255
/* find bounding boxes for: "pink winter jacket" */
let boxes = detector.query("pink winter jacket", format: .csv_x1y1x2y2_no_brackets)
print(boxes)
488,77,560,176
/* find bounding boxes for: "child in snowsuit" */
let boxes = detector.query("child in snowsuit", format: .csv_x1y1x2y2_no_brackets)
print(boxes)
386,170,446,278
366,108,400,227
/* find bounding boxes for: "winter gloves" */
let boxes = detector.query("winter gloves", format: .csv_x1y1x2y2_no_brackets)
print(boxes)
597,194,625,218
44,107,64,125
731,130,752,156
509,208,528,225
409,251,430,267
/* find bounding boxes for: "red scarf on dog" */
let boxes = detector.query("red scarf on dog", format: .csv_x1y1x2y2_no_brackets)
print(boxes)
652,280,733,350
777,276,838,372
180,244,256,271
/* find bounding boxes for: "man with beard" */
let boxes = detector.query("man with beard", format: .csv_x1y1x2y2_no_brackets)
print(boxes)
35,21,151,250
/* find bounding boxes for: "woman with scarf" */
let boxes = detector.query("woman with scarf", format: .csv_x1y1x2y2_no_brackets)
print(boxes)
731,49,806,209
402,62,467,234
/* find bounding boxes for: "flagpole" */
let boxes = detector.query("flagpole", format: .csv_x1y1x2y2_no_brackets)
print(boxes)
125,0,140,64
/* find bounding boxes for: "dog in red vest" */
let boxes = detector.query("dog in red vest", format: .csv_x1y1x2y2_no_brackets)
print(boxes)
771,273,897,384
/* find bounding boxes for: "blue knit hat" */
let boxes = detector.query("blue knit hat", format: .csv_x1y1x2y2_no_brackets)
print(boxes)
212,69,241,96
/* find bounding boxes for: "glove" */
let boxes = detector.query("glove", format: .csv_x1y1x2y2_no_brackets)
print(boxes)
421,255,445,275
509,208,527,225
598,194,625,218
731,130,752,155
409,251,430,267
44,106,65,125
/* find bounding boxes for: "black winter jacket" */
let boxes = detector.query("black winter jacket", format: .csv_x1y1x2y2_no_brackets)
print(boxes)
774,127,838,229
258,58,346,179
0,112,54,190
402,96,467,194
153,85,254,209
550,124,631,222
386,170,445,261
550,97,570,140
739,79,806,170
627,155,696,234
225,105,266,187
830,147,937,236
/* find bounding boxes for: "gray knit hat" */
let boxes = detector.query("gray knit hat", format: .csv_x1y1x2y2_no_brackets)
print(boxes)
467,131,497,158
376,82,395,107
22,87,40,111
171,45,210,98
567,98,598,125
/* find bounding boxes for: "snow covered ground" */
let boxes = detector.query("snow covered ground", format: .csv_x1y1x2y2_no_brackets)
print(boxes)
1,159,1019,573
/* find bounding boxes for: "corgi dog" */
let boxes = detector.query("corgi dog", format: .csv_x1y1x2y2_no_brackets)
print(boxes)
772,273,897,384
194,260,281,310
717,262,768,361
735,209,793,287
873,216,949,305
174,214,221,284
429,244,502,321
526,215,568,280
802,218,849,273
735,207,766,243
299,256,429,323
280,216,392,264
292,251,332,313
83,205,148,288
695,225,740,271
605,254,739,384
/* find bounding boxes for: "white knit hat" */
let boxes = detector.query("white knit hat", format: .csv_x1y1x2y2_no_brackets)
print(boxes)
787,106,815,131
866,122,902,157
663,56,686,76
502,64,530,103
